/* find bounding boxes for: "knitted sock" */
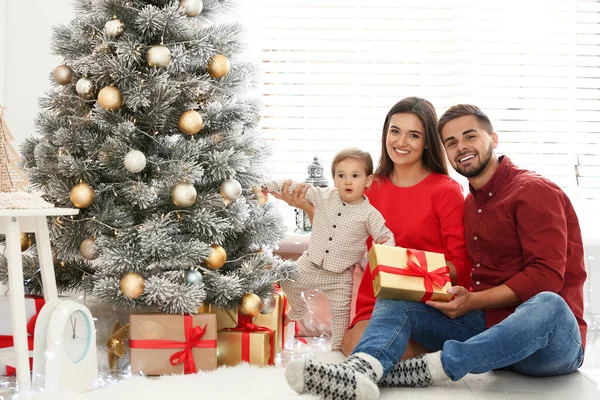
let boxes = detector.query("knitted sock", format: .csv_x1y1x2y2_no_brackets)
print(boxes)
285,353,383,400
378,351,449,387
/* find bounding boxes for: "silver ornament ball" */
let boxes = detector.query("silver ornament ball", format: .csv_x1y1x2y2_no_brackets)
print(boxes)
80,238,99,260
75,78,94,99
172,181,197,208
220,178,243,201
104,18,125,38
147,45,172,68
180,0,203,17
53,64,73,85
186,269,203,284
260,293,277,314
123,150,147,173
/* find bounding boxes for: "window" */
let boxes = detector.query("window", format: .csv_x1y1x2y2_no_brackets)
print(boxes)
243,0,600,232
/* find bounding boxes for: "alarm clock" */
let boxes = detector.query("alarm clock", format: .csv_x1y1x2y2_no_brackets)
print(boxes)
32,299,98,392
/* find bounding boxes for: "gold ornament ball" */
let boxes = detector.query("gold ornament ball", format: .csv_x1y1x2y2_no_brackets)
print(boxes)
70,182,95,208
180,0,203,17
120,272,145,299
197,302,210,314
172,181,197,207
53,64,73,85
80,238,99,260
178,110,203,135
220,178,243,201
147,44,172,68
238,293,263,318
98,86,124,110
205,244,227,269
76,78,95,99
20,233,32,252
207,54,230,79
252,186,268,205
104,18,125,38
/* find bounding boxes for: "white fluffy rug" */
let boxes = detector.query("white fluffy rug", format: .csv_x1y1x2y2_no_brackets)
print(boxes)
19,363,600,400
24,365,315,400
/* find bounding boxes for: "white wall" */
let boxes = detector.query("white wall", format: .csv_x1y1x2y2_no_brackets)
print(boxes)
2,0,73,147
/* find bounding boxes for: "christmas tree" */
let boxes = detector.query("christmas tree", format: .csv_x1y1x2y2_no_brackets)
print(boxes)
0,106,29,193
17,0,295,314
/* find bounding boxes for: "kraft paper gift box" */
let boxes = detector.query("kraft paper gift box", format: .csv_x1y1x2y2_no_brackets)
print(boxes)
0,295,44,376
212,290,290,351
217,326,274,367
368,244,453,302
129,313,217,375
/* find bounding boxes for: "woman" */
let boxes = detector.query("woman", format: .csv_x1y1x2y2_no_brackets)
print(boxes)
276,97,471,357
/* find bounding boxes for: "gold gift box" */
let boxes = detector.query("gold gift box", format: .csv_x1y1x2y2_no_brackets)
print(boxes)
217,330,272,367
212,291,289,350
129,313,217,376
368,244,453,302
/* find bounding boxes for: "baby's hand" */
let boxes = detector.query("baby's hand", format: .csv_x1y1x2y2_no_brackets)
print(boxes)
375,235,390,244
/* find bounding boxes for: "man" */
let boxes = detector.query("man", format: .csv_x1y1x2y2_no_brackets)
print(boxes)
284,104,587,400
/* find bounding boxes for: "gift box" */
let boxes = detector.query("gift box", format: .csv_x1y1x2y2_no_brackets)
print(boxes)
212,290,290,351
129,313,217,375
217,323,274,367
368,244,453,302
0,295,44,376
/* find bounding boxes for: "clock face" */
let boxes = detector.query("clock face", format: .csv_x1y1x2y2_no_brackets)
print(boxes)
62,309,91,363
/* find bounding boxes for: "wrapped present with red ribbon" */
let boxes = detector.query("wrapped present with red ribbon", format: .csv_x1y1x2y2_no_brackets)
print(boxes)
368,244,453,303
0,295,44,376
129,313,217,376
217,314,275,367
212,287,291,351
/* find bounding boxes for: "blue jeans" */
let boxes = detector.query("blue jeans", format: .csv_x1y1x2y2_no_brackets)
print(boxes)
351,292,584,381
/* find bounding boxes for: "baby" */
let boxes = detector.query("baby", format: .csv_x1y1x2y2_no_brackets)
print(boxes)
263,148,394,351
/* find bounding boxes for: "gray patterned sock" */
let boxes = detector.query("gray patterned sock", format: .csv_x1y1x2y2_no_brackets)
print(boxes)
378,352,448,387
285,353,383,400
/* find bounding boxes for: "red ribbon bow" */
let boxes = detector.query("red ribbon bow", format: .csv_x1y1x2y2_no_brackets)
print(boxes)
0,296,44,375
222,315,275,366
129,315,217,374
372,248,450,302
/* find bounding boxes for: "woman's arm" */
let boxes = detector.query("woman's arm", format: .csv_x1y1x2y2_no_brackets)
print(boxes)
433,181,471,288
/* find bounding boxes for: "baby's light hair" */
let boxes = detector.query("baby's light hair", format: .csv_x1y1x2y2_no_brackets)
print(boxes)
331,148,374,177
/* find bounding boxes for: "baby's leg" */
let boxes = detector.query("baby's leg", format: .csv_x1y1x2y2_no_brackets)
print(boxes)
281,254,318,322
321,268,354,351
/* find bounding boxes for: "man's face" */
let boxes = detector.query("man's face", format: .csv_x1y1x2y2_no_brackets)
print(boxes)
440,115,497,178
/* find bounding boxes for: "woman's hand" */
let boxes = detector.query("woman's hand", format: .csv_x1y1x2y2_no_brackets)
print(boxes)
268,180,315,222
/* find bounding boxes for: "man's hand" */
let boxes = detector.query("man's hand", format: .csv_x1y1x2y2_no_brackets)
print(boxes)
426,286,473,319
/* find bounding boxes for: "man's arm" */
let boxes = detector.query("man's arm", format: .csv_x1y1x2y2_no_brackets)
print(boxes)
429,181,570,319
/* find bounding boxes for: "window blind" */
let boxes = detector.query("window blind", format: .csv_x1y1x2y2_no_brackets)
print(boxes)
243,0,600,208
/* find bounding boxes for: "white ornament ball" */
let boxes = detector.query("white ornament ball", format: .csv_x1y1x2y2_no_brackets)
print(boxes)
220,178,243,201
75,78,94,99
104,18,125,38
180,0,203,17
123,150,147,173
147,45,171,68
172,181,197,208
186,269,203,284
260,293,277,314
